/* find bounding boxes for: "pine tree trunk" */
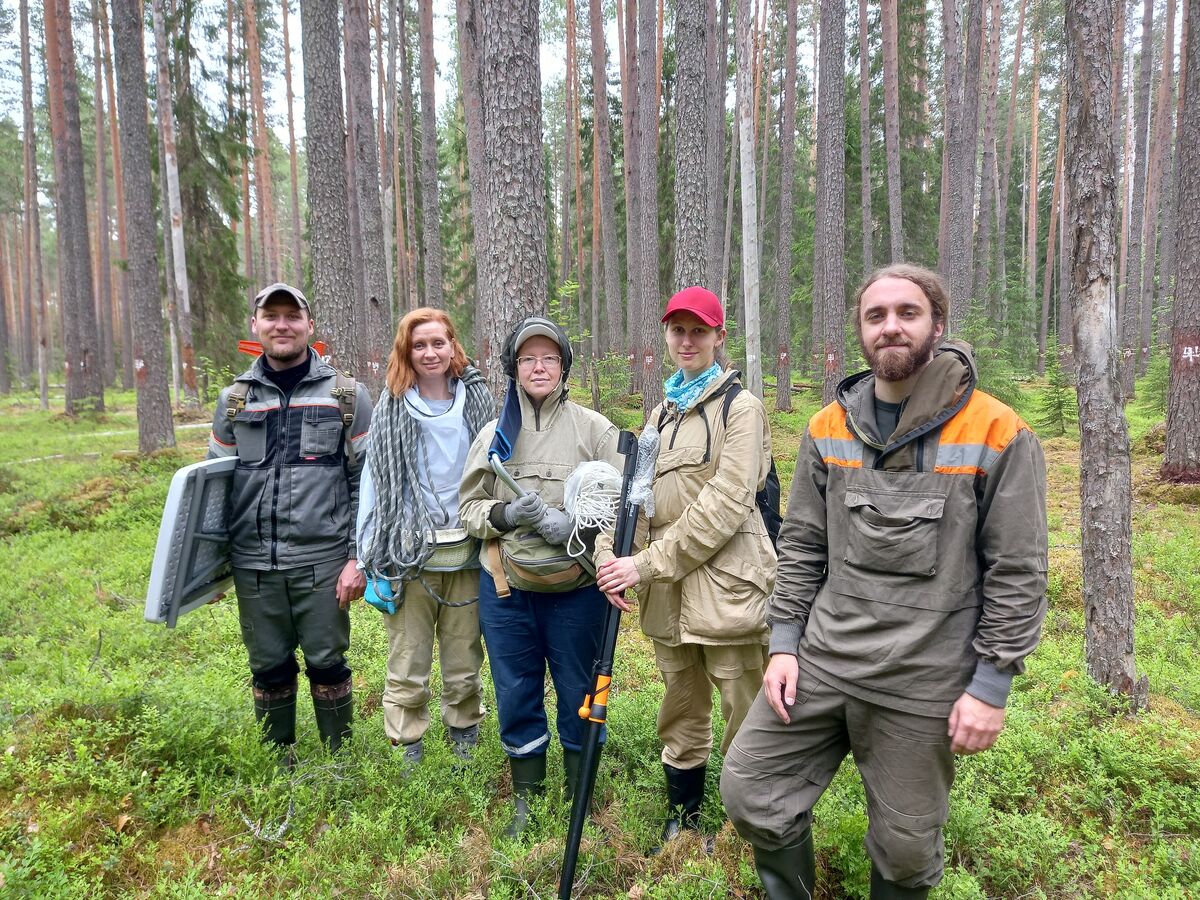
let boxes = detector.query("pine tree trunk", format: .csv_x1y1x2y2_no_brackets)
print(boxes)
1120,0,1154,399
857,0,873,275
244,0,279,282
1163,0,1199,482
1025,30,1042,317
734,0,762,398
943,0,983,327
418,0,445,307
993,0,1026,320
347,0,393,392
19,0,48,408
1118,57,1135,307
704,0,728,288
1137,0,1176,374
91,0,114,388
0,224,9,394
673,0,708,290
457,0,493,332
619,0,639,370
971,0,1002,300
814,0,844,404
44,0,104,413
343,24,367,324
1158,0,1189,341
636,0,663,410
301,0,360,371
561,0,575,283
150,0,198,407
282,0,305,283
588,0,624,351
1065,0,1147,708
400,0,420,310
881,0,903,263
112,0,175,452
1038,91,1066,375
774,0,797,411
477,0,549,397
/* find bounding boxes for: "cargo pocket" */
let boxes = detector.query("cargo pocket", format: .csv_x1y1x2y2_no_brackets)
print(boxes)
232,409,269,463
843,490,945,577
300,407,343,457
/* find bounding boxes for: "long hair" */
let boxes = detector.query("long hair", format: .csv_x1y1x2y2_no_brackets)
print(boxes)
385,307,469,396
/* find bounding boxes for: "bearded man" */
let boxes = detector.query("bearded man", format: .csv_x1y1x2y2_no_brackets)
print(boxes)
720,264,1048,899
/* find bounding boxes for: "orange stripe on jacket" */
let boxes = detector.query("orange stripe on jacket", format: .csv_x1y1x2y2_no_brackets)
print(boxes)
937,389,1030,455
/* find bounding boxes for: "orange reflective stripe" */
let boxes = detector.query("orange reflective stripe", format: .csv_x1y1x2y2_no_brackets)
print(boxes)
808,402,854,440
937,390,1029,454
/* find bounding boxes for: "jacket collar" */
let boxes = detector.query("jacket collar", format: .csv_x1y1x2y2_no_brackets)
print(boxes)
240,347,334,387
516,376,568,431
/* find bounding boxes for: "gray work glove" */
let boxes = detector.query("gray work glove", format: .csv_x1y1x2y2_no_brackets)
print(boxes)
535,507,573,545
500,491,547,529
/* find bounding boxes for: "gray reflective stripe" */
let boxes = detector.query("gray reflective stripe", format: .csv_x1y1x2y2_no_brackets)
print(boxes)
815,436,862,463
935,442,1001,473
501,733,550,756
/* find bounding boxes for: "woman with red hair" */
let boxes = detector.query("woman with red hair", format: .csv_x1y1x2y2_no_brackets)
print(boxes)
357,308,495,766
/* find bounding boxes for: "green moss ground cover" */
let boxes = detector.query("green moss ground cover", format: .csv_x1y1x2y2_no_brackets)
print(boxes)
0,382,1197,898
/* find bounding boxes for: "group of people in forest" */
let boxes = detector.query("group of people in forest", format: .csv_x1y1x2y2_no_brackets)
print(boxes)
206,263,1048,899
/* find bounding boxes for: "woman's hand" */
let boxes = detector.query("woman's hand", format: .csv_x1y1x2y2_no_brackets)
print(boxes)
596,556,641,598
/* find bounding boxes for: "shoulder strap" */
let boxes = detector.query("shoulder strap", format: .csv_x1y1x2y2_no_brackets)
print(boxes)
720,382,743,428
332,372,358,466
224,381,251,421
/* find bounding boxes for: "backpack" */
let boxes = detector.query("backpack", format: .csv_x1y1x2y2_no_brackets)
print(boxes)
657,380,783,549
225,371,360,466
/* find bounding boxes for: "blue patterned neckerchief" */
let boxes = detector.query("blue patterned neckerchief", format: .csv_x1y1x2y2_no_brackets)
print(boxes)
663,362,724,413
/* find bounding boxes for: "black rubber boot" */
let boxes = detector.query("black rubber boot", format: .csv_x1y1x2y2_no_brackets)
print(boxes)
504,754,547,838
311,678,353,754
562,749,582,801
657,763,706,847
752,827,817,900
870,865,929,899
253,681,298,749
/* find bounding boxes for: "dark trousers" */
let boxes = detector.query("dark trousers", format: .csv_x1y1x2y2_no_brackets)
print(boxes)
477,570,606,757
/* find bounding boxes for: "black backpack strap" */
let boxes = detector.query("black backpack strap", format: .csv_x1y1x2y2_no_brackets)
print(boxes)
720,382,744,428
331,372,359,467
224,381,251,421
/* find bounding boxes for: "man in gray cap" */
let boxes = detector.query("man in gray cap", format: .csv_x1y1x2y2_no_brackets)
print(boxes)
208,282,373,757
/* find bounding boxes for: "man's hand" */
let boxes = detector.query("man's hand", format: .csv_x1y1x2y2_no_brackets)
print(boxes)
763,653,800,724
535,507,573,545
947,692,1005,754
336,560,366,609
501,492,547,529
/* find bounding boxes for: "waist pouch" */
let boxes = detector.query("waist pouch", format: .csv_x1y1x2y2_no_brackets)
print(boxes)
490,527,594,595
424,528,482,573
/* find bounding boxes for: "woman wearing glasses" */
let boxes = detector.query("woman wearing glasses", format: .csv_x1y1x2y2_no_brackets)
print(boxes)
460,316,623,838
356,308,494,767
596,286,776,850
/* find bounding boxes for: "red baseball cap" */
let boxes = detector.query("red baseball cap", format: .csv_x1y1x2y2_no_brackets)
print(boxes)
661,286,724,327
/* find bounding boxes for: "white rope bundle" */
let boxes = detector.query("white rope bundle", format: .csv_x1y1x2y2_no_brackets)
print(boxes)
564,461,623,559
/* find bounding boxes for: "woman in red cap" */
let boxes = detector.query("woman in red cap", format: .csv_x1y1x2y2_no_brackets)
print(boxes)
596,286,776,850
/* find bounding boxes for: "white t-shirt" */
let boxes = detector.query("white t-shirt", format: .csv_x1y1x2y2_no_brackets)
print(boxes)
403,380,470,527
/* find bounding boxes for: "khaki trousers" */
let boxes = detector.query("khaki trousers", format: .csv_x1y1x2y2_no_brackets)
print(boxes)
653,640,767,769
720,667,954,889
383,569,485,745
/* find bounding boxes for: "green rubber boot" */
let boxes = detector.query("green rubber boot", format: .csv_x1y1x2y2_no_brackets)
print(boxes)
253,681,298,752
870,865,930,899
311,678,353,754
563,749,582,801
654,763,706,852
752,826,816,900
504,754,547,838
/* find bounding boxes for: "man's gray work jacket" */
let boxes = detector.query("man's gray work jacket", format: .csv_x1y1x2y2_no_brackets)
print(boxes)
208,349,373,571
768,341,1048,717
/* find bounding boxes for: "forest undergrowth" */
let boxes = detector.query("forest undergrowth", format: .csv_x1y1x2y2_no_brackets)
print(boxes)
0,380,1196,899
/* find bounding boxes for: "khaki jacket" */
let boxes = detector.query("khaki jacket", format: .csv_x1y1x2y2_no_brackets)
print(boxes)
459,381,622,576
769,341,1048,717
597,371,776,646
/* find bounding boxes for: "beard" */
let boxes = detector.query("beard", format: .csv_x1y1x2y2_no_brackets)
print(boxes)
863,329,941,382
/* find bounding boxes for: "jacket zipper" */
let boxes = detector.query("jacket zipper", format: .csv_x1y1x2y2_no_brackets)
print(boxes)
270,386,286,568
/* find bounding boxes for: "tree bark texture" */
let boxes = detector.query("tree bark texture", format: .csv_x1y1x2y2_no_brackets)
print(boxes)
814,0,844,405
418,0,446,307
44,0,104,413
20,0,48,408
457,0,494,331
993,0,1026,320
1025,29,1042,319
588,0,624,351
620,0,640,371
881,0,903,263
151,0,198,407
91,0,114,388
735,0,763,399
282,0,305,283
1120,0,1154,398
112,0,175,452
673,0,708,290
1163,0,1199,482
943,0,983,328
400,0,421,310
477,0,549,397
704,0,729,288
858,0,873,276
245,0,280,283
347,0,392,393
971,0,1002,300
637,0,664,410
1157,0,1189,340
1038,91,1066,375
1065,0,1148,708
774,0,797,412
301,0,360,372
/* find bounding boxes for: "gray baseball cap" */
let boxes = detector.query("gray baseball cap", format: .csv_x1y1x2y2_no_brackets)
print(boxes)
253,282,310,311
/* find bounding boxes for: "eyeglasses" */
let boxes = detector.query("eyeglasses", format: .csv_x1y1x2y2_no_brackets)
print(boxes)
516,354,563,370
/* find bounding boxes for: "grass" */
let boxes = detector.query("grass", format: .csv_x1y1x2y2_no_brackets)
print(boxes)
1,375,1198,898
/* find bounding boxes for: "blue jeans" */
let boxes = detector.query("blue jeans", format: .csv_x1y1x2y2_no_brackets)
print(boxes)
478,570,607,757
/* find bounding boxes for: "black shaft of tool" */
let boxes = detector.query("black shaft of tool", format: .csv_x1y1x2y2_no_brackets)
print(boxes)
559,431,639,899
